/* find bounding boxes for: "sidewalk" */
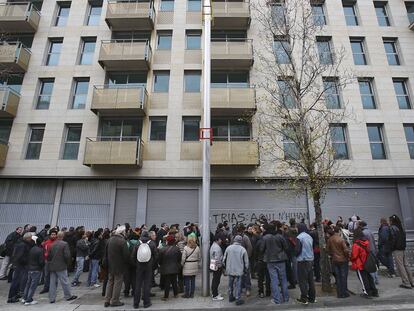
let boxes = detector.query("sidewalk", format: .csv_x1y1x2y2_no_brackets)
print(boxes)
1,266,414,311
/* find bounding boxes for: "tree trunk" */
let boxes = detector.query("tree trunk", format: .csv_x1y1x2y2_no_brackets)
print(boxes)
312,190,332,292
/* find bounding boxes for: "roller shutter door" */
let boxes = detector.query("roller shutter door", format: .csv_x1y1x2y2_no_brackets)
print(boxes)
323,187,401,229
114,189,138,227
146,190,198,227
58,180,112,230
0,179,56,242
210,189,308,228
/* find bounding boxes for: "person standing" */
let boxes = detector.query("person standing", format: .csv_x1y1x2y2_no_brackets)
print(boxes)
255,227,271,298
389,214,414,289
360,221,378,284
22,236,44,305
377,218,395,278
210,233,225,301
48,231,77,303
39,229,58,294
87,230,104,287
181,235,201,298
0,227,23,281
72,233,90,286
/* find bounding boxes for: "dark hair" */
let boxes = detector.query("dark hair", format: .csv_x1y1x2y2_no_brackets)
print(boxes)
389,214,404,232
45,224,51,229
214,233,226,242
333,226,341,233
353,227,364,241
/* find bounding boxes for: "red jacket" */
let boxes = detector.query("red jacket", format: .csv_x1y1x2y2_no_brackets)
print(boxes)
42,239,56,260
351,239,369,271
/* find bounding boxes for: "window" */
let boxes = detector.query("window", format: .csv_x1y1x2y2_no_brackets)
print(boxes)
278,79,296,108
273,37,291,64
71,78,89,109
374,2,390,26
87,3,102,26
282,125,299,160
330,125,349,159
316,37,333,65
79,37,96,65
157,31,172,50
271,2,285,26
100,118,142,140
36,79,54,109
0,75,23,94
160,0,174,11
153,71,170,92
350,38,367,65
150,117,167,141
212,119,251,141
211,30,247,41
343,2,358,26
383,39,400,65
55,2,71,26
403,124,414,159
25,125,45,160
393,79,411,109
186,30,201,49
183,117,200,141
46,38,63,66
367,124,386,159
188,0,201,11
0,119,12,144
358,78,377,109
184,71,201,92
211,71,249,88
323,78,341,109
107,72,147,86
311,3,326,26
406,2,414,24
62,124,82,160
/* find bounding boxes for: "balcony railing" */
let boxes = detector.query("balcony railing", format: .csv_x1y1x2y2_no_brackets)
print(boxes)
0,2,41,33
106,0,156,30
211,141,259,165
0,139,8,168
84,136,144,166
0,41,31,72
91,84,148,116
211,39,253,69
0,86,20,118
211,87,256,115
98,39,152,71
211,0,250,29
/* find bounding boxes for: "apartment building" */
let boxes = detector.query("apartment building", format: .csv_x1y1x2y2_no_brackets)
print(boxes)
0,0,413,240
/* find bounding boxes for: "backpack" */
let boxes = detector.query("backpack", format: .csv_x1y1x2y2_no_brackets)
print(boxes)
137,241,151,263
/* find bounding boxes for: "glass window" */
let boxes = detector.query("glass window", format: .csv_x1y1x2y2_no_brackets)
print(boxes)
55,2,71,26
374,2,390,26
358,79,377,109
273,38,291,64
153,71,170,92
271,3,285,26
87,3,102,26
160,0,174,11
393,79,411,109
107,72,147,86
282,125,299,160
311,4,326,26
188,0,201,11
0,75,24,94
316,38,333,65
79,38,96,65
186,30,201,49
183,117,200,141
62,125,82,160
72,78,89,109
184,71,201,92
367,124,387,159
212,119,250,141
211,72,249,88
157,31,172,50
278,79,296,108
0,119,12,143
150,118,167,141
46,39,63,66
383,40,400,65
323,78,341,109
330,125,349,159
100,119,142,140
25,125,45,160
350,38,367,65
343,3,358,26
406,2,414,24
403,124,414,159
36,79,54,110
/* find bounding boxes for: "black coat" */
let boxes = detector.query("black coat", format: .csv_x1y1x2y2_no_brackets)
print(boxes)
27,245,45,271
158,245,181,275
105,234,130,275
4,231,21,257
90,238,105,260
11,239,32,267
390,225,406,251
156,229,167,247
131,237,158,268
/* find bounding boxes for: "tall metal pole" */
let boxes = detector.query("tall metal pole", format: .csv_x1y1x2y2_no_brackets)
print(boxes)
201,0,212,298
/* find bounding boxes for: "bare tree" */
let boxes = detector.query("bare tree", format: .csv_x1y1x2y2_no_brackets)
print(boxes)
252,0,354,291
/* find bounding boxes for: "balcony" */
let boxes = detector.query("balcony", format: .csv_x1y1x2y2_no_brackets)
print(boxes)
211,141,259,165
0,2,40,33
211,39,253,69
84,137,144,166
211,1,250,29
211,87,256,116
98,40,152,71
0,87,20,118
0,42,31,73
91,85,148,116
106,1,155,31
0,140,7,168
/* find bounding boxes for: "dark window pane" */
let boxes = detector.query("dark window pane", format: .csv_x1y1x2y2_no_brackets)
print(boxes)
274,40,291,64
404,125,414,141
150,120,167,141
26,143,42,159
343,5,358,25
63,143,79,159
230,120,250,140
66,127,82,141
183,119,200,141
370,143,386,159
0,119,12,143
185,72,201,92
101,119,122,138
367,126,381,141
212,119,228,140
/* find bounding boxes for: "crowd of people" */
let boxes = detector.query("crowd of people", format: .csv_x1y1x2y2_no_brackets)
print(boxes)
0,215,412,308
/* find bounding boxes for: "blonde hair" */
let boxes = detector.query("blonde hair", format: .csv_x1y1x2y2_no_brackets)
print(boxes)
187,236,197,248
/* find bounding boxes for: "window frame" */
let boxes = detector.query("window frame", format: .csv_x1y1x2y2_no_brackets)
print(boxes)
367,124,387,160
403,124,414,159
330,124,350,160
343,1,359,26
45,38,63,66
99,118,143,141
184,71,201,93
311,3,326,26
0,119,12,144
86,2,102,26
54,1,71,27
182,117,200,141
25,125,45,160
187,0,201,12
36,78,55,110
160,0,174,11
71,78,90,109
211,119,251,142
186,30,201,50
62,124,82,160
383,38,401,66
153,71,170,93
79,37,96,65
374,1,391,26
350,38,367,65
323,77,342,109
358,78,377,109
149,117,167,141
273,36,291,64
393,78,412,109
157,30,173,50
277,79,297,109
316,37,333,65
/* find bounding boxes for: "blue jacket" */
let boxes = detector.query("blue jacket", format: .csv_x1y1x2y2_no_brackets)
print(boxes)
297,232,314,262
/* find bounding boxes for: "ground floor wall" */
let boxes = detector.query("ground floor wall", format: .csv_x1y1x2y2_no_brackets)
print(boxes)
0,178,413,241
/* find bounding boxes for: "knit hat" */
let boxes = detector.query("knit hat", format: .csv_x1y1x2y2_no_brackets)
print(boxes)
233,235,243,244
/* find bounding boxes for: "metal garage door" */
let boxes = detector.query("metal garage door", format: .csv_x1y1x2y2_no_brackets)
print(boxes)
323,187,401,229
0,179,56,242
210,189,308,229
146,190,199,227
58,180,112,230
114,189,138,228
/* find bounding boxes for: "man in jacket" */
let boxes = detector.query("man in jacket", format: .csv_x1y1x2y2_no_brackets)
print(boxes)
360,221,378,284
72,233,90,286
0,227,23,281
156,223,169,247
210,233,225,301
255,227,271,298
260,223,289,304
377,218,395,277
48,231,77,303
87,230,104,287
22,236,44,305
39,229,58,294
104,225,130,307
223,235,249,306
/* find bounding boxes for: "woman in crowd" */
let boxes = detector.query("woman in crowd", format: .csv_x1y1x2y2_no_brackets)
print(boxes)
159,235,182,300
181,235,201,298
